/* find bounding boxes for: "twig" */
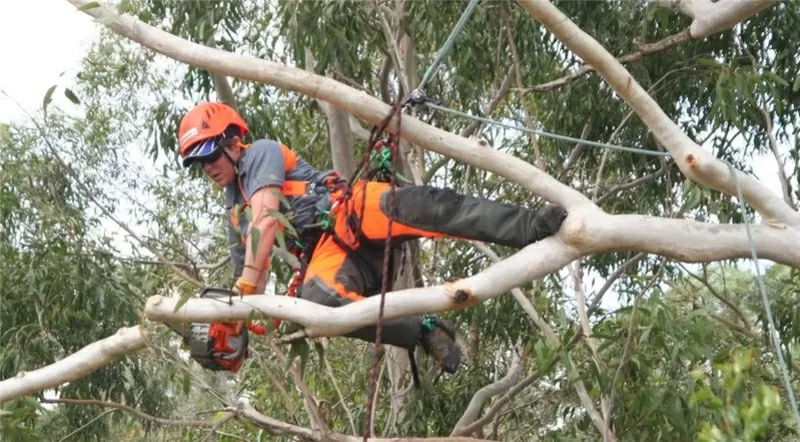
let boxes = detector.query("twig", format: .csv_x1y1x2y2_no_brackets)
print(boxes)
451,349,523,435
595,164,670,206
505,23,544,170
42,398,216,427
515,29,693,94
568,259,603,369
422,65,514,184
602,295,639,441
677,262,751,329
58,409,116,441
199,412,238,442
265,338,329,435
321,341,358,435
587,253,647,316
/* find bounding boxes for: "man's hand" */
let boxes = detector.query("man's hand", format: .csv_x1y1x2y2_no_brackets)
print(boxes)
233,277,258,297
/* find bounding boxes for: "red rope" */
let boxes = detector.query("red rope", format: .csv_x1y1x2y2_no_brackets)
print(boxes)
362,103,404,441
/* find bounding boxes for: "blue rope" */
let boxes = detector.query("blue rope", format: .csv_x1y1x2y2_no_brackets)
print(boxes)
416,0,482,91
424,101,670,157
725,161,800,429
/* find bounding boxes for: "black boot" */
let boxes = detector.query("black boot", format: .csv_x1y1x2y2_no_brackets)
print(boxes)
419,315,462,374
382,186,567,249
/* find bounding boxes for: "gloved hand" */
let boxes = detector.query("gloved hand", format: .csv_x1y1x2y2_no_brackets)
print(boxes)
233,277,258,297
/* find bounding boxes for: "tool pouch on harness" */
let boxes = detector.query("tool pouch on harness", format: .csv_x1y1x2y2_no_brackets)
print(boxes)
186,288,250,373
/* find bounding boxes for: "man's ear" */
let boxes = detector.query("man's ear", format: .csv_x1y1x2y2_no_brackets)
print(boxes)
225,136,244,158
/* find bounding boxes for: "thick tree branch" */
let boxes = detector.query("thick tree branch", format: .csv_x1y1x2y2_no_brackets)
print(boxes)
0,326,146,404
5,209,799,402
515,0,798,228
138,214,799,334
305,49,356,179
657,0,780,39
67,0,590,211
205,37,237,109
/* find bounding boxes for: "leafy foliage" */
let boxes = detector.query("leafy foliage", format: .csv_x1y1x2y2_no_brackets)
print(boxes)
2,0,799,440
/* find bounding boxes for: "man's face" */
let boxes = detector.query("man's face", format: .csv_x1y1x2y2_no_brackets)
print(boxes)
201,150,237,187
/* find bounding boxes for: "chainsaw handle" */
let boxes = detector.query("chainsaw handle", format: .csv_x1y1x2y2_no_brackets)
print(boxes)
214,328,249,361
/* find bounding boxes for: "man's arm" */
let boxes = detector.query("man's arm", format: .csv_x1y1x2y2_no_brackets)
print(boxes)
238,186,282,293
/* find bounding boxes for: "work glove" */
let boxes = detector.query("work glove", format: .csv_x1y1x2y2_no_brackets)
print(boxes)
233,278,258,297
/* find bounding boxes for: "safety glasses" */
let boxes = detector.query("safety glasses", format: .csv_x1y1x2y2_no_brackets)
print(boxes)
185,138,223,168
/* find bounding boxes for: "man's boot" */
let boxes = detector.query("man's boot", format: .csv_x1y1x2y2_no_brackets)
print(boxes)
419,315,461,374
381,186,567,249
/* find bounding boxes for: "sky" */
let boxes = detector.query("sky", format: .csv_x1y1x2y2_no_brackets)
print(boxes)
1,2,792,311
0,1,99,123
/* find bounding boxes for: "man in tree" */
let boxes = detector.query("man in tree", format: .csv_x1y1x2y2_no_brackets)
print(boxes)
178,102,568,374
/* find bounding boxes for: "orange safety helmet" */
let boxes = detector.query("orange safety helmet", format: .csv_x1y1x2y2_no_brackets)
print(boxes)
178,102,249,168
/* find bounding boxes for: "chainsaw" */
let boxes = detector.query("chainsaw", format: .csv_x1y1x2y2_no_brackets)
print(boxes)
180,287,264,373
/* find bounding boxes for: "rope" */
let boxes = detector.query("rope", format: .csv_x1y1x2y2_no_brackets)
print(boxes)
725,161,800,429
416,0,482,92
359,103,405,441
423,101,670,157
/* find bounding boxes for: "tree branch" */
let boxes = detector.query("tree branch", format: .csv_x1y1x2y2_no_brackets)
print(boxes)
236,398,494,442
205,37,237,109
515,0,798,228
451,350,523,435
517,0,777,94
67,0,591,212
677,263,751,329
305,49,356,179
42,398,222,428
265,338,329,436
0,326,146,404
422,65,515,184
657,0,780,39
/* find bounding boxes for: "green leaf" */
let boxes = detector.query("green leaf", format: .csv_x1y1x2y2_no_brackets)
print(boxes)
274,227,287,252
42,85,57,110
792,74,800,93
182,371,191,395
269,187,293,210
762,71,789,87
173,292,194,313
287,339,310,376
64,88,80,104
266,208,298,237
250,226,260,257
78,1,101,11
